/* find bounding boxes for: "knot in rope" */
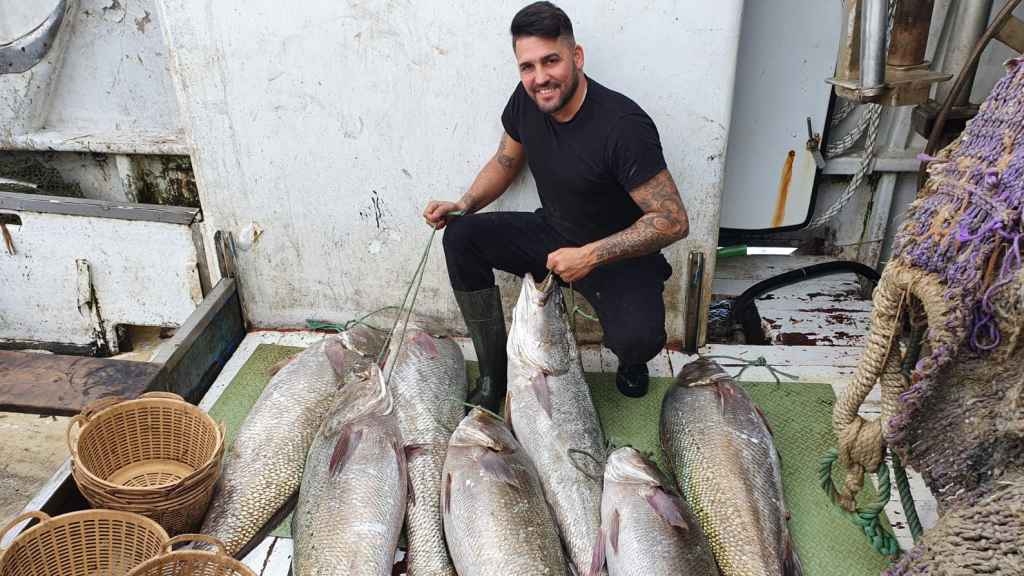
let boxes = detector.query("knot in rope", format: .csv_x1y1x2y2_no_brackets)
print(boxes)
701,354,799,384
836,416,886,511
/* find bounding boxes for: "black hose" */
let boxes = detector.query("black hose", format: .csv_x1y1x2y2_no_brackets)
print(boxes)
728,261,882,344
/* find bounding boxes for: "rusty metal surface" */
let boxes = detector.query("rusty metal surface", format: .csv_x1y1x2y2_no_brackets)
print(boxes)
888,0,935,68
996,16,1024,54
0,350,159,415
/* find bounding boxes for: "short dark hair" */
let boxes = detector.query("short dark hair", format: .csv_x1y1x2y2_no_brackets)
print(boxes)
510,2,574,45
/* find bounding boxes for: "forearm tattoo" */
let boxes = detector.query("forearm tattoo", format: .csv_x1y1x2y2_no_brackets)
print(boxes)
592,169,689,264
496,133,517,170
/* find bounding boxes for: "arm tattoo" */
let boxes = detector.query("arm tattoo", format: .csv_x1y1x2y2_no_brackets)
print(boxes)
591,170,689,265
496,133,517,170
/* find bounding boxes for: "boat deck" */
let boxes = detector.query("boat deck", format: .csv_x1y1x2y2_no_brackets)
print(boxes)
7,255,939,573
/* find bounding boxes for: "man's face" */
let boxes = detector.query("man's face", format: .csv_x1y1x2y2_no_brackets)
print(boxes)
514,35,583,115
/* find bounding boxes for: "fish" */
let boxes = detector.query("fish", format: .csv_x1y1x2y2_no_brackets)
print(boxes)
442,408,569,576
506,272,607,575
200,335,368,558
593,447,719,576
336,323,389,359
660,358,803,576
291,364,407,575
383,325,468,576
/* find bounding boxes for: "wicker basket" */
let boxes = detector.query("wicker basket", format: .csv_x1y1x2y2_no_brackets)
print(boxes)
126,534,256,576
67,392,226,535
0,510,168,576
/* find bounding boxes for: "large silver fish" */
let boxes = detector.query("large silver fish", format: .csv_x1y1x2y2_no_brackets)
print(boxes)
594,447,719,576
200,334,374,558
384,325,467,576
442,408,569,576
292,365,407,575
660,358,803,576
506,273,606,575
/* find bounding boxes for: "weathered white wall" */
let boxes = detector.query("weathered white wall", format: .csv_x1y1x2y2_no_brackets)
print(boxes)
0,0,183,152
158,0,743,343
0,210,202,352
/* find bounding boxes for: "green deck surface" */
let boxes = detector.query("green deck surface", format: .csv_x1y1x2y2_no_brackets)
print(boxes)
209,344,890,574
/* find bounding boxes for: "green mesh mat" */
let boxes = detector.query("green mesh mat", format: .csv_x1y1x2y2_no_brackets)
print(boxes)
210,345,891,573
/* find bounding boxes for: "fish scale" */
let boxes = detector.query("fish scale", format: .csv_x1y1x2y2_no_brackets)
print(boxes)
384,326,467,576
507,273,607,576
661,358,803,576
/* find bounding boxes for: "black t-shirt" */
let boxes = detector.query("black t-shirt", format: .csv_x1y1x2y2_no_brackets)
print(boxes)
501,77,668,245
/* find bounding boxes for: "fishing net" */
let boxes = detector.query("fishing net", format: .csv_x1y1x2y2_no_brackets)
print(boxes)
832,57,1024,574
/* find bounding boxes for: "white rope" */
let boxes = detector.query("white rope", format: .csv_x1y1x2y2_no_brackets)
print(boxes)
826,104,876,158
811,103,882,228
830,98,857,128
812,0,897,228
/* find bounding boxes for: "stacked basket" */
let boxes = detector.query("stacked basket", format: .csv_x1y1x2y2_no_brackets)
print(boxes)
66,392,226,535
0,510,168,576
126,534,255,576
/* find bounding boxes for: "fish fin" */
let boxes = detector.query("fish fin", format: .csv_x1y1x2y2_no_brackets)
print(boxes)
328,426,362,476
503,391,512,430
714,381,738,414
267,353,298,377
645,487,689,532
783,532,804,576
479,450,522,489
411,331,439,358
588,527,606,576
530,372,553,418
401,443,418,506
443,472,452,515
609,509,620,554
754,404,776,437
323,338,349,378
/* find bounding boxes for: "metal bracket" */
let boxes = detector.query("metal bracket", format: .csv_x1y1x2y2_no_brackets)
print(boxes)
806,117,827,169
0,0,74,75
684,250,706,354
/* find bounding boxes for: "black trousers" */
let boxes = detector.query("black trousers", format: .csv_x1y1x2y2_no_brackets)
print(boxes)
442,211,672,366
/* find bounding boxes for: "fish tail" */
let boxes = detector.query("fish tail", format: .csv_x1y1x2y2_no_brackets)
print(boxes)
783,532,804,576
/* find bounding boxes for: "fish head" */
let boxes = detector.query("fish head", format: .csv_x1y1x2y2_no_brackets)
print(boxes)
449,408,517,453
605,447,665,487
676,357,732,388
328,364,393,423
337,325,388,359
509,273,572,375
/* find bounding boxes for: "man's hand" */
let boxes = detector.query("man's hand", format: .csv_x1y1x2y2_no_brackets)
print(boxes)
423,200,464,229
546,246,598,283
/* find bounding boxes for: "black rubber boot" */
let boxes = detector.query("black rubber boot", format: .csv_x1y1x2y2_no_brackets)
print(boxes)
453,287,508,414
616,363,649,398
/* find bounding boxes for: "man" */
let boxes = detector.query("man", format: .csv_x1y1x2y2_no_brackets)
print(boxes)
424,1,688,412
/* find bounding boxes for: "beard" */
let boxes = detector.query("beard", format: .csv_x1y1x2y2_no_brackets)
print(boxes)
534,67,580,115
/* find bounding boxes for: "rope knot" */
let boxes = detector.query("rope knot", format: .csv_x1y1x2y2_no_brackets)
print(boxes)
836,416,886,511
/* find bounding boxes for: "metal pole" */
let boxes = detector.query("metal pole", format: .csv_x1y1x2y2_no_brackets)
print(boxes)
888,0,936,68
934,0,995,106
860,0,889,96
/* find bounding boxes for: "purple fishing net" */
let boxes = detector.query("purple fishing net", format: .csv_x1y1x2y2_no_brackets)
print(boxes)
886,57,1024,450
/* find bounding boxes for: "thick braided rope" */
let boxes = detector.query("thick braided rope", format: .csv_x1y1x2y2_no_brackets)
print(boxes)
832,265,954,509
